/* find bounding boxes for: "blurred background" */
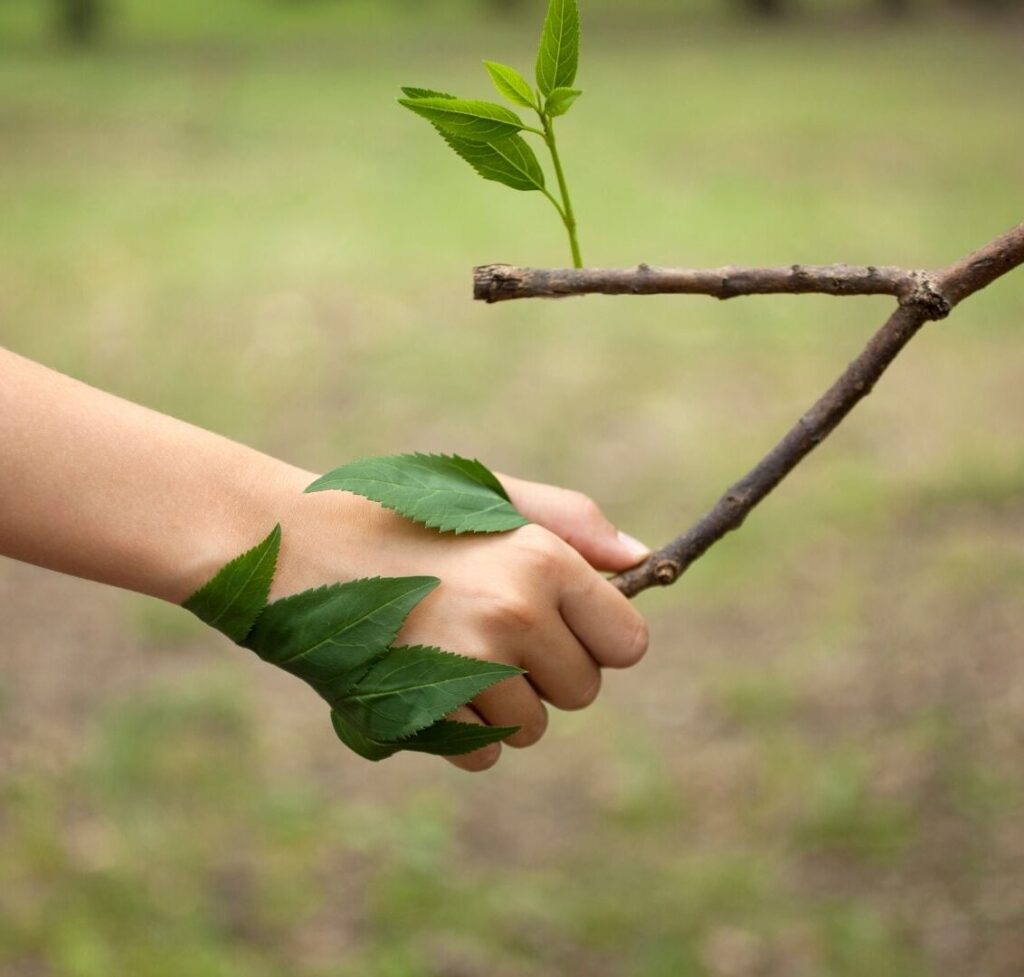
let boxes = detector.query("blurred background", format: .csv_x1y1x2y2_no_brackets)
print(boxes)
1,1,1023,975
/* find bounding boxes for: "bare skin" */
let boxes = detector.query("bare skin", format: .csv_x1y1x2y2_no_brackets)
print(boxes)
0,346,650,771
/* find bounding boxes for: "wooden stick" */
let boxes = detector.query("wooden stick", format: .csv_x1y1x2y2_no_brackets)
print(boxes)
474,223,1024,597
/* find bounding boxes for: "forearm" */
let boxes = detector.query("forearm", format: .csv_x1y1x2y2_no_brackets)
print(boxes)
0,346,309,604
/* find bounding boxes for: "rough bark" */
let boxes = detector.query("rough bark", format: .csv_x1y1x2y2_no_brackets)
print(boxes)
475,223,1024,598
613,223,1024,597
474,262,923,304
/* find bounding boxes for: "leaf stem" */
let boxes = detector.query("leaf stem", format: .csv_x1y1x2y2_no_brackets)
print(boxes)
541,115,582,268
541,186,566,221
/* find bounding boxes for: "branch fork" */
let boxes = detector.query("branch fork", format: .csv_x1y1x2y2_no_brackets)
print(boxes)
474,223,1024,596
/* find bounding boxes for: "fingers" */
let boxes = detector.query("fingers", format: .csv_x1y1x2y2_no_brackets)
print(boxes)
516,615,603,712
471,675,549,748
558,549,650,670
497,475,650,572
443,705,502,773
431,517,650,773
442,679,548,773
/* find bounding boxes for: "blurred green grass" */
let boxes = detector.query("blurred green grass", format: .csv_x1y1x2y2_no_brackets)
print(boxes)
1,3,1023,976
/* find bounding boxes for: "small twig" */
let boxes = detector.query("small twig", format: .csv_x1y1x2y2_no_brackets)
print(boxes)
474,262,924,304
474,223,1024,598
612,222,1024,597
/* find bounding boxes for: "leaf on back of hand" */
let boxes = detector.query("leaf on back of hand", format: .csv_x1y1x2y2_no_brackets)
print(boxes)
545,86,581,118
183,525,281,643
398,96,526,142
305,453,529,534
330,709,401,762
438,130,546,192
330,709,516,762
400,719,518,756
483,61,536,109
535,0,580,97
339,645,522,740
243,576,440,697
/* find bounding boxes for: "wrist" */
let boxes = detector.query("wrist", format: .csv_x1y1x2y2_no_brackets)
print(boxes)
173,451,398,606
164,451,312,606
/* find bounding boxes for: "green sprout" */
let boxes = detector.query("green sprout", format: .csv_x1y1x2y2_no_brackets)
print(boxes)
399,0,584,267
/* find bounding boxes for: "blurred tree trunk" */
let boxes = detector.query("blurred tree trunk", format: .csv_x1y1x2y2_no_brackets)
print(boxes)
54,0,103,45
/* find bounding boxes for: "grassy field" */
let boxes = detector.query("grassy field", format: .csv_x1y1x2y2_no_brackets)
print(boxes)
1,4,1023,975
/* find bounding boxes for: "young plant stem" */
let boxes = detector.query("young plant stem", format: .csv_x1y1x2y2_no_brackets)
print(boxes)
541,114,582,268
541,187,567,222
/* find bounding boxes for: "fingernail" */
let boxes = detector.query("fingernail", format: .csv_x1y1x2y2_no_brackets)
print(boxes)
617,531,651,560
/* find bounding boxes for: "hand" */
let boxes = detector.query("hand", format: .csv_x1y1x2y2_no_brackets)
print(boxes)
0,349,649,773
267,468,651,772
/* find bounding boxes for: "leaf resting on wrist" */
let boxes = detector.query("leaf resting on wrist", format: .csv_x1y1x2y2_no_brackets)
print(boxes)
181,454,527,762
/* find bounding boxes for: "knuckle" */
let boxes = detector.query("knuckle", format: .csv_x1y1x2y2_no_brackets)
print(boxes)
505,709,549,749
455,743,501,772
558,492,614,556
574,493,604,526
560,670,602,711
479,594,535,633
514,525,565,573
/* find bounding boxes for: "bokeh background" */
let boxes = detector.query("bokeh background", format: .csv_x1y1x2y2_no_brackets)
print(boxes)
2,1,1023,974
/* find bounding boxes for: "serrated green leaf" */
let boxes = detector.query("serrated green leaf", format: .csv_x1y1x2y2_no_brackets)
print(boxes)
398,96,526,142
243,576,439,697
340,645,522,740
190,510,528,764
400,719,518,756
400,86,455,100
483,60,536,109
305,453,529,535
330,709,400,762
437,130,546,193
545,86,581,117
330,711,516,761
182,525,280,643
536,0,580,97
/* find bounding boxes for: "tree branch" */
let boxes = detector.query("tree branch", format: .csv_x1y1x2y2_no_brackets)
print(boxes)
475,222,1024,598
612,222,1024,597
474,262,926,304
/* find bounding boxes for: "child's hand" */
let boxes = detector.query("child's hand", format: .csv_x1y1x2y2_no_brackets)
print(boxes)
268,468,651,772
0,349,649,772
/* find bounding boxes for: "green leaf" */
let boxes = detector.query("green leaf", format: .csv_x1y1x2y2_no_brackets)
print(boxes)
190,509,528,763
305,453,529,534
400,86,455,100
535,0,580,97
182,525,280,643
398,96,526,142
330,709,400,762
483,61,536,109
243,576,439,697
438,130,546,192
545,86,581,117
400,719,518,756
330,711,515,762
340,646,522,740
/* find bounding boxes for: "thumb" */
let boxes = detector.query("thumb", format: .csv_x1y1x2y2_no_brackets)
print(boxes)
497,475,651,573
